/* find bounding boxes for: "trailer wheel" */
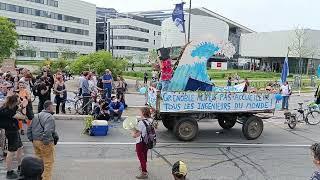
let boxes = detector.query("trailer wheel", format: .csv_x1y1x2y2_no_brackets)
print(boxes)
242,116,263,140
162,118,174,131
218,115,237,129
174,117,198,141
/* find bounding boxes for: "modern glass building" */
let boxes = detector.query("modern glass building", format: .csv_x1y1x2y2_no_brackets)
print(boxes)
0,0,96,60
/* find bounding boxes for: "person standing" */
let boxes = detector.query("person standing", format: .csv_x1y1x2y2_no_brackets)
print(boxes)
227,77,232,86
243,78,250,92
102,69,113,100
81,72,91,115
37,77,51,113
315,84,320,104
131,107,153,179
280,81,291,110
78,72,85,96
27,100,58,180
53,75,67,114
1,95,26,179
143,71,148,84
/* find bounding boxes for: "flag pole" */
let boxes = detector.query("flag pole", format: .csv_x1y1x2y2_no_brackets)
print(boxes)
187,0,192,43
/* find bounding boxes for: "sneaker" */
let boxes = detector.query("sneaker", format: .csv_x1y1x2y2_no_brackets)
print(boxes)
136,172,148,179
6,170,18,179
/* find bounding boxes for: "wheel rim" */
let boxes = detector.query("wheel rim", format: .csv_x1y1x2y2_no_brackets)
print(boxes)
307,111,320,125
247,121,262,138
178,122,195,139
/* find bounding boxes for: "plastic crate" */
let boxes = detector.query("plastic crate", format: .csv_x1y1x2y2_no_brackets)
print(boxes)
90,125,109,136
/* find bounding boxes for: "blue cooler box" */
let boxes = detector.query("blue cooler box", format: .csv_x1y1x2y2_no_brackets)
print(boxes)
90,120,109,136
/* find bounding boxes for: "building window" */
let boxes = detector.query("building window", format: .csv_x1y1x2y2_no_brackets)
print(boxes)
154,40,156,45
40,51,58,58
16,50,36,57
154,31,156,36
19,35,93,47
111,25,149,33
0,2,89,25
112,36,149,42
114,46,148,52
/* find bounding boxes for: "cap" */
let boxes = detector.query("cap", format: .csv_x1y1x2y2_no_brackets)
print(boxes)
20,156,44,178
172,161,188,176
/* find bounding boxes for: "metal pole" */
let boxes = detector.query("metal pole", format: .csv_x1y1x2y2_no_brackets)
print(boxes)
103,14,107,51
187,0,192,43
107,22,111,52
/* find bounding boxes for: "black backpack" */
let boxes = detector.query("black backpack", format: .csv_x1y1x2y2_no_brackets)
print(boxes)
142,119,157,149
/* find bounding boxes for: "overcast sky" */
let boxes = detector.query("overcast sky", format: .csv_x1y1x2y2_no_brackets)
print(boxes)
82,0,319,32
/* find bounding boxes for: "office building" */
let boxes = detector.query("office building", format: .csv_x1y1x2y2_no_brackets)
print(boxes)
96,7,161,61
0,0,96,60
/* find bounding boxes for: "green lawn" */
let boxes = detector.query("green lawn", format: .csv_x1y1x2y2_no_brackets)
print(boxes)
16,60,42,66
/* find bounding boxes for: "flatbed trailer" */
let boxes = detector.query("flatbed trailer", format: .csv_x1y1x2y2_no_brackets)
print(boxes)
149,91,275,141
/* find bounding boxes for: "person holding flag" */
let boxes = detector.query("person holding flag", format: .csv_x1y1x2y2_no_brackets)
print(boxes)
280,56,291,110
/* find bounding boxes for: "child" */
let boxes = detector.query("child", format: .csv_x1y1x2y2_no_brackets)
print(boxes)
310,143,320,180
131,107,153,179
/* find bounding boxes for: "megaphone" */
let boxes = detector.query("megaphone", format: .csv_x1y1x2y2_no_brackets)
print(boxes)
123,116,139,131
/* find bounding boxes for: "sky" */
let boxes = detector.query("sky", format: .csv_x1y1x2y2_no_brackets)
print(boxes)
82,0,320,32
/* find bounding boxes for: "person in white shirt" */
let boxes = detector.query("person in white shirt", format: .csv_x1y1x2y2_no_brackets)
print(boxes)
280,81,291,110
78,73,85,96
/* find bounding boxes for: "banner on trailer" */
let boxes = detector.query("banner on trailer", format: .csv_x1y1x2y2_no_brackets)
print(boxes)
159,92,275,112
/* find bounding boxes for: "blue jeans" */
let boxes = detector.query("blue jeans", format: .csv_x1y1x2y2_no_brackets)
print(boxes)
103,87,112,100
282,96,289,109
160,80,170,91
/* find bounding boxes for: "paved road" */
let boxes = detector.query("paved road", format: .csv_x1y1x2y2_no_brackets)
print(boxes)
1,93,319,180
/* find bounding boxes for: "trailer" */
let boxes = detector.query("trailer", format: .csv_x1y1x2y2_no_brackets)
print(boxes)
148,90,275,141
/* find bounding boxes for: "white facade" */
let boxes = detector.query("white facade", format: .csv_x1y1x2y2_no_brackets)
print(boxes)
161,14,229,47
0,0,96,60
240,29,320,59
108,18,161,59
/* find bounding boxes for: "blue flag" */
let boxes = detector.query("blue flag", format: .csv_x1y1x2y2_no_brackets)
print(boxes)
281,57,289,83
172,3,185,33
317,64,320,78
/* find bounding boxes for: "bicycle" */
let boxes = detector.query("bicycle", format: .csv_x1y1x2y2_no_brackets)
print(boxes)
74,91,103,115
285,102,320,129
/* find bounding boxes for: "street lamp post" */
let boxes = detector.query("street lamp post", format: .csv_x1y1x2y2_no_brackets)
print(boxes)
187,0,192,43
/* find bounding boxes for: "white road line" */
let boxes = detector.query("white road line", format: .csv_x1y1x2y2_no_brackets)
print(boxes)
34,142,311,148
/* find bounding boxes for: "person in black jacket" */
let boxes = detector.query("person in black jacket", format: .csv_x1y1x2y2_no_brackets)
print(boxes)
1,95,27,179
316,85,320,104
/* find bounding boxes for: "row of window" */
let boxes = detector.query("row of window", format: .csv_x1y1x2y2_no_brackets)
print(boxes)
111,25,149,33
25,0,58,7
17,50,59,58
113,36,149,42
18,35,93,46
40,51,58,58
113,46,148,52
0,2,89,25
11,19,89,36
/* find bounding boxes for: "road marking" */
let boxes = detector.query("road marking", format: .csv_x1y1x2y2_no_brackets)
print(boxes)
26,141,311,148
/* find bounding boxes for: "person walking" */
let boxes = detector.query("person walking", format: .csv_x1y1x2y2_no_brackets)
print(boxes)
315,84,320,104
1,95,26,179
27,100,59,180
81,72,91,115
143,71,148,84
131,107,153,179
102,69,113,100
280,81,291,110
53,75,67,114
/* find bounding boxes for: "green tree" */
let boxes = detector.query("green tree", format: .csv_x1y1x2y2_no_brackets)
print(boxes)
0,17,18,61
70,51,128,76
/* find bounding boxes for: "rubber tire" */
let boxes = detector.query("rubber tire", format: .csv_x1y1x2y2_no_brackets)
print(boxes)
173,117,198,141
306,110,320,125
162,118,174,131
75,98,83,114
288,116,297,129
218,115,237,129
242,116,264,140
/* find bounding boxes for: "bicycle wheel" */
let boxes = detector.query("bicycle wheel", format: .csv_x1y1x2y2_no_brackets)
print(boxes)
306,110,320,125
288,116,297,129
74,98,83,114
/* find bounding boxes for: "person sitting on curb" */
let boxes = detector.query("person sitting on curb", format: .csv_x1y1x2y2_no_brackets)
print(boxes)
109,96,124,123
18,156,44,180
172,161,188,180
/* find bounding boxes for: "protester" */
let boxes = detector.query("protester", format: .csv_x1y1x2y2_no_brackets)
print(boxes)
37,77,51,113
17,81,34,135
315,84,320,104
93,100,110,121
172,161,188,180
54,74,67,114
78,72,85,96
131,107,153,179
27,100,59,180
143,71,148,84
280,81,291,110
243,78,250,92
115,76,126,106
102,69,113,100
19,156,44,180
310,143,320,180
81,71,91,115
1,95,26,179
109,96,124,123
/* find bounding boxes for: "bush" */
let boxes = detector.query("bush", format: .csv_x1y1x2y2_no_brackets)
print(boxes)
70,51,128,77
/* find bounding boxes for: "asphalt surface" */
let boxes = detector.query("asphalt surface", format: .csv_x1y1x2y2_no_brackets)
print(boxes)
1,93,319,180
